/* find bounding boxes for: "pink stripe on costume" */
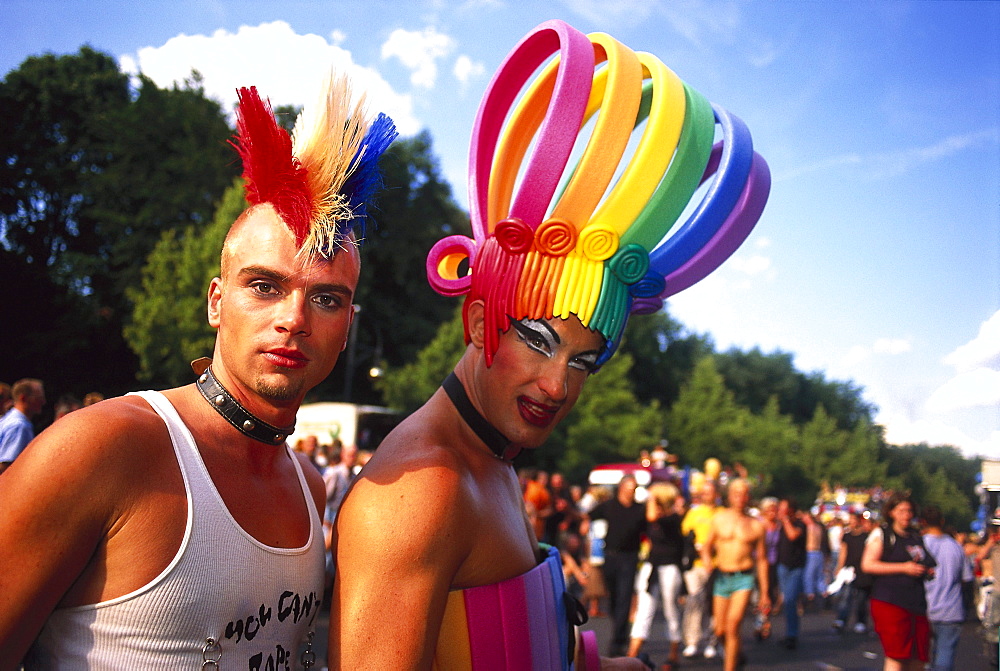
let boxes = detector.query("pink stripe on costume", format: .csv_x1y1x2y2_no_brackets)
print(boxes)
496,574,532,669
433,549,568,670
464,582,506,668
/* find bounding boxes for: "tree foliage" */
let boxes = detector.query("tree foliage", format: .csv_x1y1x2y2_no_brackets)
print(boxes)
554,351,663,483
124,182,245,386
315,131,471,403
375,305,467,413
0,49,236,399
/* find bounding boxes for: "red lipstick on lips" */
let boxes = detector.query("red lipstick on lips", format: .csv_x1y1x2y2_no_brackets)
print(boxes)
517,396,559,428
265,348,309,369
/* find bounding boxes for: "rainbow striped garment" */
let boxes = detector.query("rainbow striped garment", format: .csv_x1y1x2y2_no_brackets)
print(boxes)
432,545,572,670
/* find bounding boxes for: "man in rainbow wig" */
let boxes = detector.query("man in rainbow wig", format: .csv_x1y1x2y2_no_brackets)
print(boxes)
0,74,395,669
332,19,769,671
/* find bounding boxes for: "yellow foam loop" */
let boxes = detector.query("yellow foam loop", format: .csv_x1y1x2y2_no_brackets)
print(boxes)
620,81,715,250
552,223,619,326
553,253,581,321
488,33,642,233
589,52,686,238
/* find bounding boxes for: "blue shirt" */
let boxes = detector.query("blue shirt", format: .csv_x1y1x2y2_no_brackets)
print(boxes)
923,532,973,622
0,408,34,464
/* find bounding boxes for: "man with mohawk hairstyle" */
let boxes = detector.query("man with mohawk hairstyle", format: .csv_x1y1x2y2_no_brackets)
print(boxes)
0,73,396,669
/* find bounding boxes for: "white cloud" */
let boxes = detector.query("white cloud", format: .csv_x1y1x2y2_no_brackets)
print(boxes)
879,410,1000,458
119,21,420,135
944,309,1000,372
839,337,912,368
729,254,770,276
926,368,1000,414
329,29,347,46
873,338,912,355
923,310,1000,416
841,345,870,368
779,128,1000,182
453,54,485,86
381,27,455,89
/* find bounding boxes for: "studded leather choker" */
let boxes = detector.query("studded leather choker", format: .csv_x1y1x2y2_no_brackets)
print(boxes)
196,366,294,446
442,372,517,462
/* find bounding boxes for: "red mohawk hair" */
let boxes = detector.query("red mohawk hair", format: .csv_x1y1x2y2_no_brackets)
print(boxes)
230,87,313,246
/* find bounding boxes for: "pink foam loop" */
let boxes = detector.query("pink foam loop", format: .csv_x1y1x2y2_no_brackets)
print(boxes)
467,20,594,239
658,152,770,299
426,234,478,297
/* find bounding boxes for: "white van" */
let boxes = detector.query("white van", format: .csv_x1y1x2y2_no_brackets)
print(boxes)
289,402,403,451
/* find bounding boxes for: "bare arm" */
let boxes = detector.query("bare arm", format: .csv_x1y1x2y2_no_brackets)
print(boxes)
835,541,848,573
646,497,659,523
0,400,164,663
781,515,803,541
754,522,771,611
701,516,718,569
860,530,927,578
330,456,471,670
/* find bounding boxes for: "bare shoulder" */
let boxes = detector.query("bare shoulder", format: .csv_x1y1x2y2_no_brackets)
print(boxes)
18,394,170,479
336,402,475,565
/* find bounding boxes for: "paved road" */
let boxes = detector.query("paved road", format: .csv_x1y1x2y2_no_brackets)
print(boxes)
311,601,993,669
579,605,995,671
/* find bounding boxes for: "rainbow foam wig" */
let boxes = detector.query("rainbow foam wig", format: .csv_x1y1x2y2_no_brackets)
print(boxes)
231,72,398,258
426,20,770,366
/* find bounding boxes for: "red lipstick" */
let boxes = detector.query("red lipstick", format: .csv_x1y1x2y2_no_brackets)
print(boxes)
517,396,559,428
264,348,309,369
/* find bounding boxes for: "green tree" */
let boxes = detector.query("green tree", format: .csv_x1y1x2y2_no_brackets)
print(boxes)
124,182,246,386
733,396,799,494
374,305,467,413
715,348,875,429
798,405,845,485
0,47,129,275
319,131,471,404
87,72,236,309
666,356,745,468
619,310,713,407
553,351,663,483
0,49,236,397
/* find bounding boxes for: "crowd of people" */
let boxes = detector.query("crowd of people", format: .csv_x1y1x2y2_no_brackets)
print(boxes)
505,460,994,671
5,381,993,671
1,20,989,671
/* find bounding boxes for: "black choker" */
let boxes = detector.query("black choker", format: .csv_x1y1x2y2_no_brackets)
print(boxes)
196,366,294,446
442,372,516,462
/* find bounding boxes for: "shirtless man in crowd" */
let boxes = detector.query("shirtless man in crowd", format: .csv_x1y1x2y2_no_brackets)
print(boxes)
702,479,770,671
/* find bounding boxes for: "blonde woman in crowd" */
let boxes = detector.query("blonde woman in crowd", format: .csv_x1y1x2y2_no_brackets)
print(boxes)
627,482,686,668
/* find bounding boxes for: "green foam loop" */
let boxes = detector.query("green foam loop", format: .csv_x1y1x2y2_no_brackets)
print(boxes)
621,82,716,250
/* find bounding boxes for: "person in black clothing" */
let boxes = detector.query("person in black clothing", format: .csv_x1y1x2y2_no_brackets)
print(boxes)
832,511,872,633
588,474,647,657
861,493,935,671
627,482,685,666
776,498,806,649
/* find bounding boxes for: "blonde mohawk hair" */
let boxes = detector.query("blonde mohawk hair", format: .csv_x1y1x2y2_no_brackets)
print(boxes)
231,71,398,259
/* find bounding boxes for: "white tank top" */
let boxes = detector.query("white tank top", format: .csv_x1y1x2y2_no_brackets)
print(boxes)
25,391,326,670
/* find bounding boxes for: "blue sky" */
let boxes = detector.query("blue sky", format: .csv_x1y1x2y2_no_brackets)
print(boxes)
4,0,998,457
